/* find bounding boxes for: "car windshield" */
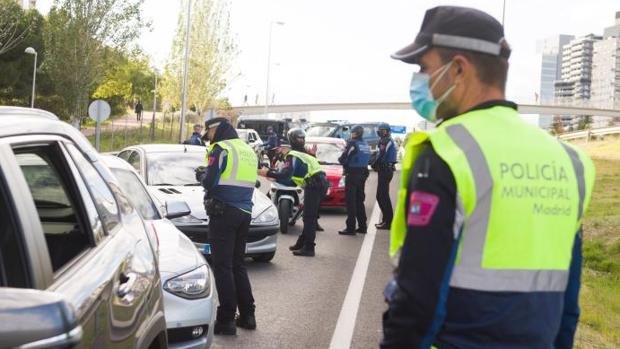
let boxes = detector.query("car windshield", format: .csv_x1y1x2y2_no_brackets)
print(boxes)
147,151,205,186
306,125,336,137
308,142,344,165
236,129,248,139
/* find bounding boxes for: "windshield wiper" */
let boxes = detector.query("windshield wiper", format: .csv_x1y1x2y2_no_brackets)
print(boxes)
184,183,202,186
151,183,176,186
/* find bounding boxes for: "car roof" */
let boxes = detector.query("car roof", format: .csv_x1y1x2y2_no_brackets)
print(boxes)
0,106,99,161
99,154,136,171
306,136,346,145
125,143,206,153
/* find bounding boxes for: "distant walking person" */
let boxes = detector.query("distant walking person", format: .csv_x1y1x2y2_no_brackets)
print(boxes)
372,123,397,229
338,125,371,235
135,101,143,121
187,123,204,145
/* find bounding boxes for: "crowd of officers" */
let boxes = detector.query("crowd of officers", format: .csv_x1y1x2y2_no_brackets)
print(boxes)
192,5,595,349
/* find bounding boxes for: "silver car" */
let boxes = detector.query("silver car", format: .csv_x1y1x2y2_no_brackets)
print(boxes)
101,155,216,349
116,144,279,262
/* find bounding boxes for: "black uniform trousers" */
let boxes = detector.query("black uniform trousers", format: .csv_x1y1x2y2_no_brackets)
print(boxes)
208,205,255,321
376,167,394,224
345,168,369,231
295,175,328,249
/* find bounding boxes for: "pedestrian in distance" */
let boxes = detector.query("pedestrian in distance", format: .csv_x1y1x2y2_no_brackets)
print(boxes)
196,117,258,335
258,128,328,257
135,101,143,121
187,123,204,146
372,123,397,230
338,125,371,235
381,6,595,349
261,126,279,167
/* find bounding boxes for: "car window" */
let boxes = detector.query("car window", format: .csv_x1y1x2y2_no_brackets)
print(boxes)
363,126,375,139
65,144,120,234
306,125,335,137
341,126,351,140
111,168,160,221
147,151,205,186
14,145,93,272
309,142,344,165
118,150,132,161
127,151,141,172
0,173,29,288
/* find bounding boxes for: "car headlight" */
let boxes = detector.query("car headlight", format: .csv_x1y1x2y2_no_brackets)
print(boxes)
163,265,210,299
338,177,345,187
170,214,204,225
252,205,279,225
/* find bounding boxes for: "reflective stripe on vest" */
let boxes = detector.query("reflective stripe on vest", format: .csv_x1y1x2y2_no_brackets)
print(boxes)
207,139,258,188
288,150,322,187
390,106,595,292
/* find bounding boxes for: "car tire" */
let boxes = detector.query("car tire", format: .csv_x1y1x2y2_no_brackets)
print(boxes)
278,200,291,234
252,252,275,263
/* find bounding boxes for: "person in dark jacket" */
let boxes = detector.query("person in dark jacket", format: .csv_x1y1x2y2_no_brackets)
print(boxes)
261,126,279,167
135,101,143,121
372,123,397,229
197,117,257,335
338,125,371,235
381,6,593,349
187,123,204,145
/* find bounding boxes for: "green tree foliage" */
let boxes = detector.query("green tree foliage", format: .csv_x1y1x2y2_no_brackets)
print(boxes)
163,0,236,115
0,0,32,56
44,0,147,123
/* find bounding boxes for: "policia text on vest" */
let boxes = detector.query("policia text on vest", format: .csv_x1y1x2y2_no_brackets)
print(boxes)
499,161,573,216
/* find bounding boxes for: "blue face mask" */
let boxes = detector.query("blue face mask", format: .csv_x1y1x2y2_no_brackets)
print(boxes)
409,62,456,122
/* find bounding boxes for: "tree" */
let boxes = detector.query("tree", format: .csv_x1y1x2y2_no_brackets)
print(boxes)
164,0,237,115
44,0,147,124
0,0,32,56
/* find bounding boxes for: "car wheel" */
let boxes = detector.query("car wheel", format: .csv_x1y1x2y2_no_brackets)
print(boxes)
252,252,275,263
278,200,291,234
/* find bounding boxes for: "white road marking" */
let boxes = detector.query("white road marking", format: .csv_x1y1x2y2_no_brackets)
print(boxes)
329,204,381,349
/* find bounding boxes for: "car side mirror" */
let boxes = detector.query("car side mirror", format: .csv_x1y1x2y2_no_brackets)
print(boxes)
165,200,191,219
0,288,82,348
255,180,261,189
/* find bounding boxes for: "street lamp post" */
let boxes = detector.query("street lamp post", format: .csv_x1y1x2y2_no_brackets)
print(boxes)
151,71,158,141
264,21,285,117
25,47,37,108
179,0,192,143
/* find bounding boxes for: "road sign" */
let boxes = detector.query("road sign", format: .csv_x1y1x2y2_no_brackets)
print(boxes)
390,125,407,134
88,100,111,122
88,100,111,151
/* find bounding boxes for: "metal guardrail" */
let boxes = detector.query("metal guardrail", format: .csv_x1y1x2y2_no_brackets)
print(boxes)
558,126,620,140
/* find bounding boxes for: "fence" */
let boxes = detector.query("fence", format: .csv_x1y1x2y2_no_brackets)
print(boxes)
558,126,620,141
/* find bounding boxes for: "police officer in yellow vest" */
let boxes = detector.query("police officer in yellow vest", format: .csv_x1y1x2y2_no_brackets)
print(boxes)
199,117,258,335
382,6,595,349
258,129,328,257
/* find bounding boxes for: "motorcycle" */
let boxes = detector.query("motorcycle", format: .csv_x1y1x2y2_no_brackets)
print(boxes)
269,181,304,234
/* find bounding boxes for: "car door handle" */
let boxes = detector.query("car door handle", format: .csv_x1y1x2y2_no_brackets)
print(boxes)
117,272,137,300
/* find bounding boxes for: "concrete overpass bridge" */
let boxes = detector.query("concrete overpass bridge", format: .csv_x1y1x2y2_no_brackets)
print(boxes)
231,102,620,118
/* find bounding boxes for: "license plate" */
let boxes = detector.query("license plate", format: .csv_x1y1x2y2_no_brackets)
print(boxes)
203,244,212,255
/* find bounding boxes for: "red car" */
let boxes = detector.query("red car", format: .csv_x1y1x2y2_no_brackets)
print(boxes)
306,137,347,207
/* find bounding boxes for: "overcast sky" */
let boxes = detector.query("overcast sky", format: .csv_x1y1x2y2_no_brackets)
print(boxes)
36,0,619,126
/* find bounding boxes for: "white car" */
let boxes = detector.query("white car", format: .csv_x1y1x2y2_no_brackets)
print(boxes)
117,144,279,262
236,128,263,149
101,155,216,349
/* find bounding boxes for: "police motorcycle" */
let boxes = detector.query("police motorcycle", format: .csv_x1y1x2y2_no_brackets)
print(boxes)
263,151,305,234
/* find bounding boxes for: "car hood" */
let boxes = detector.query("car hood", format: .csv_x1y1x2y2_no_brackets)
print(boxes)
149,185,274,221
151,219,205,275
321,164,343,177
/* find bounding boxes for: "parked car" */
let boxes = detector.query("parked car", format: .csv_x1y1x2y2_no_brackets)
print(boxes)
306,137,347,207
0,107,168,348
305,121,382,150
101,155,216,349
117,144,279,262
237,115,308,141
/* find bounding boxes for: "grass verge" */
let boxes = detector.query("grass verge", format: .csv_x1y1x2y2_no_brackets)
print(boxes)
574,137,620,349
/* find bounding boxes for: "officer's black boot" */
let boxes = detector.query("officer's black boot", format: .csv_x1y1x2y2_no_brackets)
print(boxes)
338,228,356,235
316,223,324,232
289,236,304,251
214,320,237,335
356,226,367,234
293,244,315,257
375,221,391,230
236,313,257,330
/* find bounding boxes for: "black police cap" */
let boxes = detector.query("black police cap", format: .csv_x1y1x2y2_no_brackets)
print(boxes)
391,6,511,64
204,117,229,129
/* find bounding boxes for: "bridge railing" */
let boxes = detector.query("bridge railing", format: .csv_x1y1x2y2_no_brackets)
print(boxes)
558,126,620,141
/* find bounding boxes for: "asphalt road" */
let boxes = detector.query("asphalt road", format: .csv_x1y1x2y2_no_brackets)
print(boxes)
212,171,400,349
